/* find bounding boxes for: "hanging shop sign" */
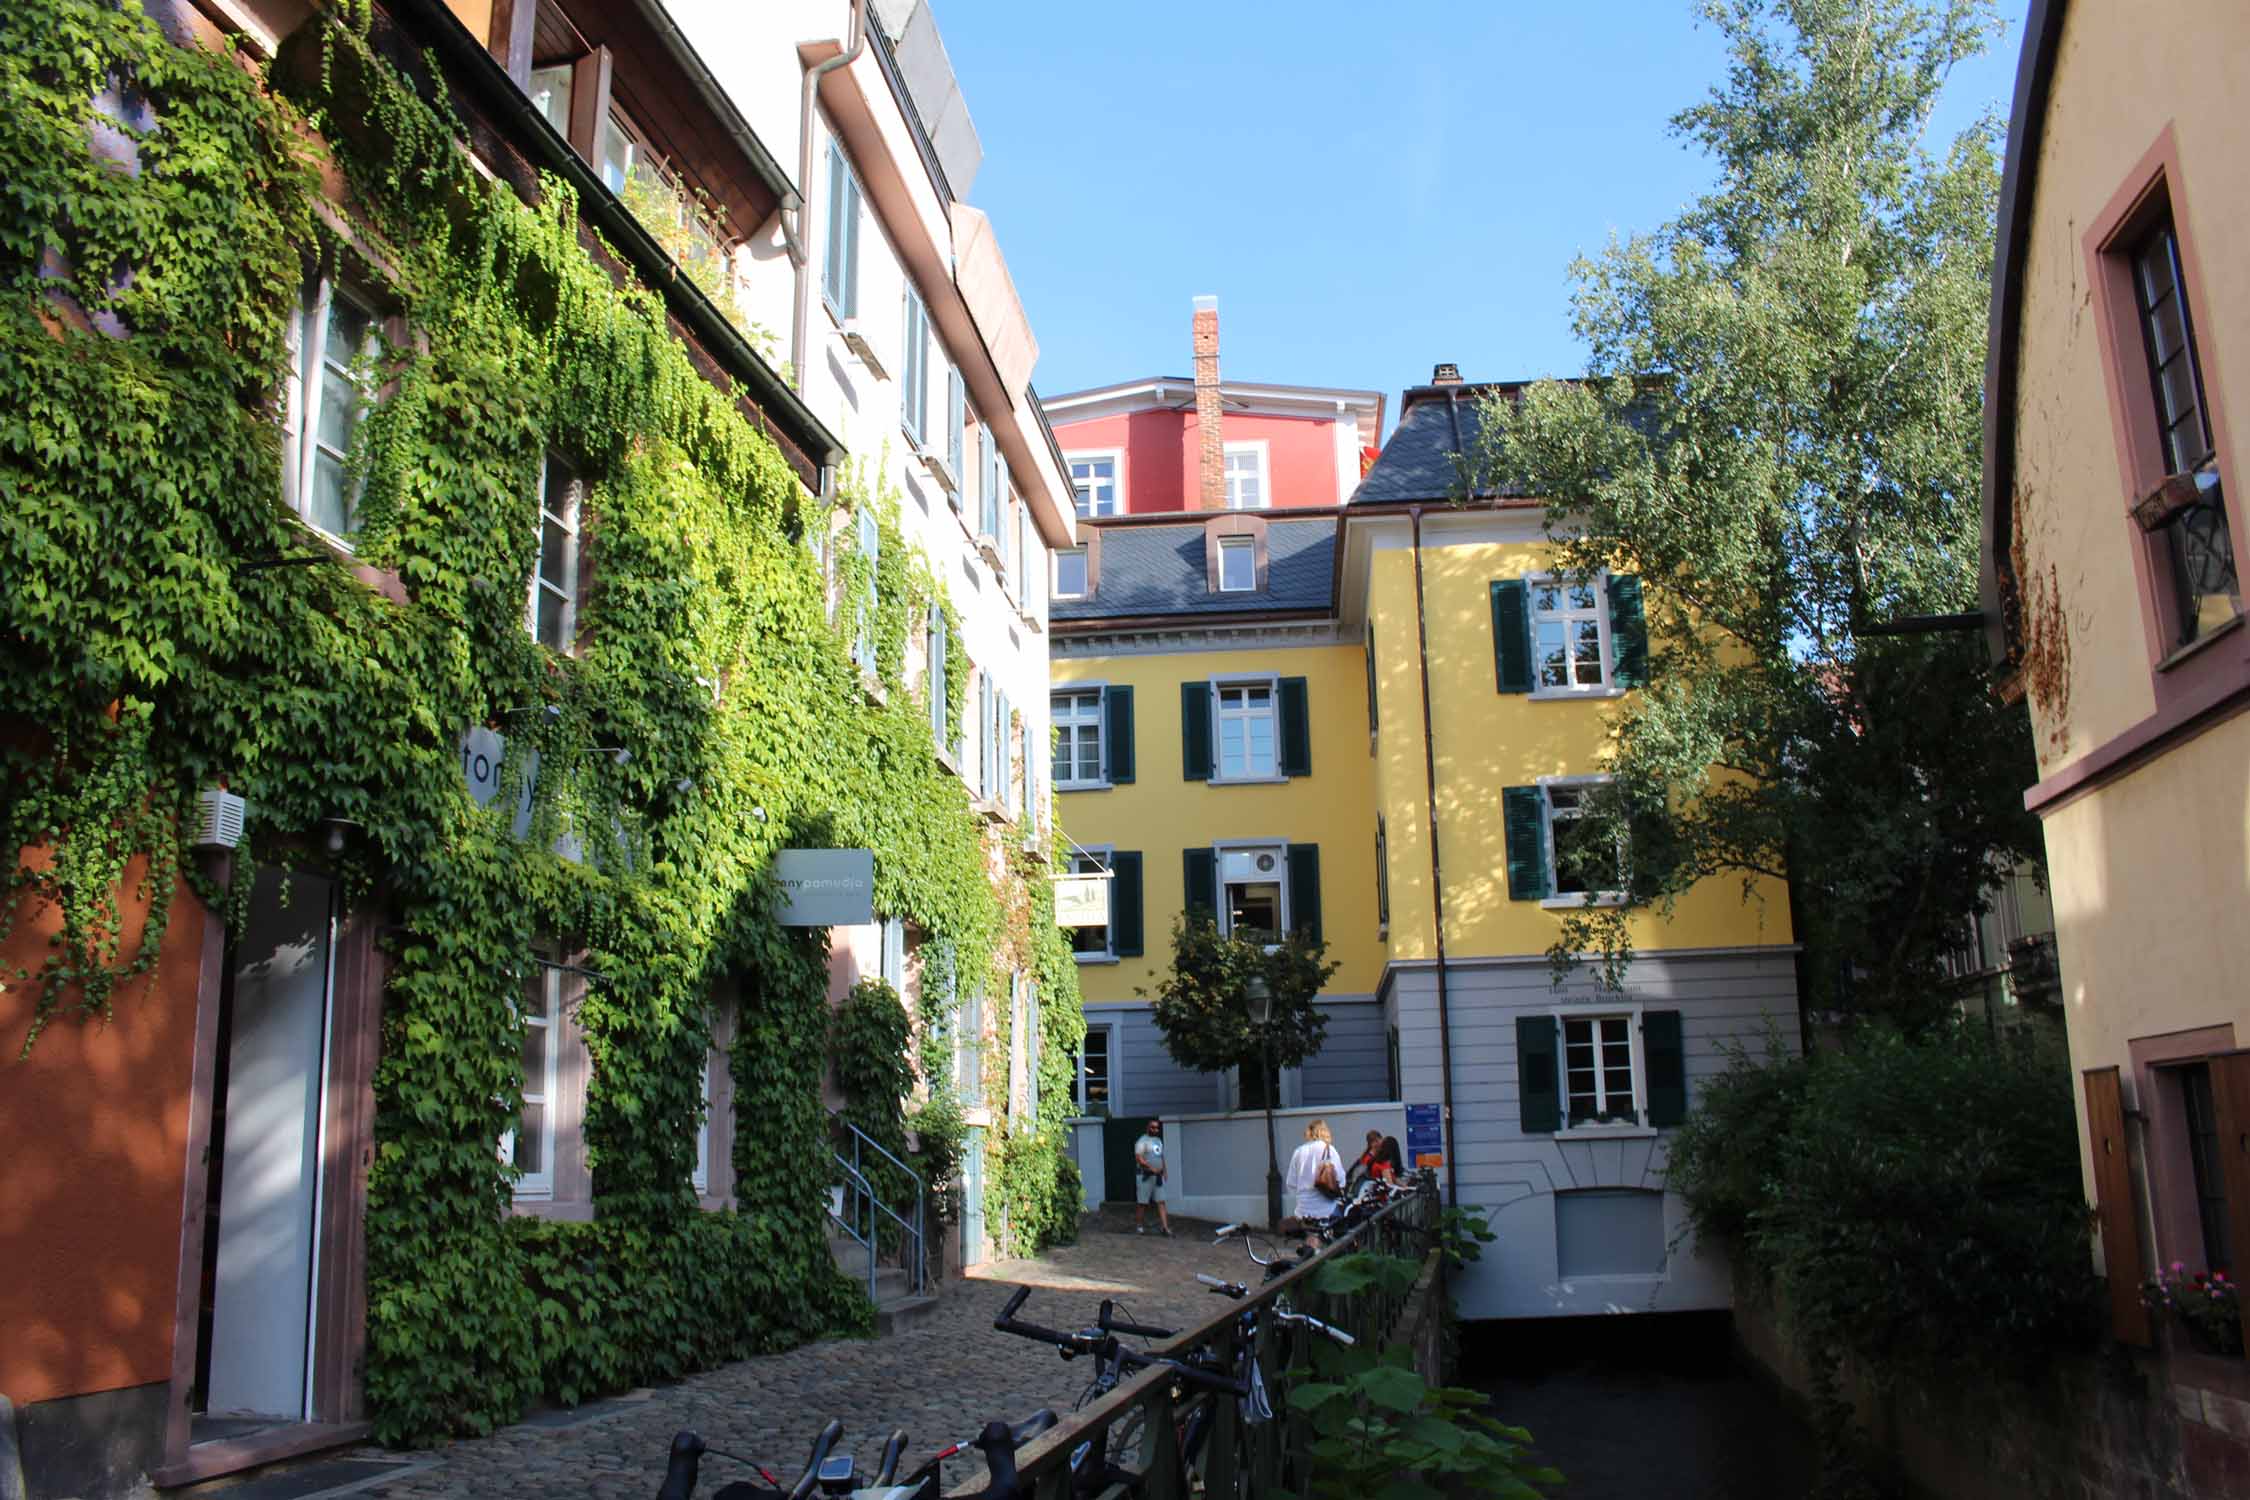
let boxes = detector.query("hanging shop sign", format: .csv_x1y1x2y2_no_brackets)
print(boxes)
774,848,875,927
1053,872,1110,928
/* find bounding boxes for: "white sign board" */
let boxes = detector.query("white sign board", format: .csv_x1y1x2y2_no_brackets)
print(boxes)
1054,873,1110,928
775,848,875,927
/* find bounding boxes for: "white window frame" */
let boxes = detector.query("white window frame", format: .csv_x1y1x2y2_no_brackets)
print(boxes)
1539,773,1628,909
1527,571,1616,698
1222,440,1270,510
821,133,861,320
504,961,561,1199
927,605,951,753
528,63,574,136
1067,450,1122,518
1052,687,1106,790
1210,674,1282,783
901,286,930,449
1548,1003,1650,1136
1217,535,1257,593
1068,845,1117,964
528,455,584,652
851,504,880,673
1054,548,1090,600
880,915,907,991
286,276,376,544
600,112,638,196
1214,837,1290,947
1073,1020,1117,1115
691,1054,712,1194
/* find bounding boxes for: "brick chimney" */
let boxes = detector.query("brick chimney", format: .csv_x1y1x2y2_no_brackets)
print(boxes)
1193,295,1223,509
1430,362,1463,386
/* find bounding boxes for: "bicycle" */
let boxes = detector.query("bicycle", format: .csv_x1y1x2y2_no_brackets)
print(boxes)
658,1407,1060,1500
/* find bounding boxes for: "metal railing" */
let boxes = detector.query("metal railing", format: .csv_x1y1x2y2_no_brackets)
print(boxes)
829,1115,927,1305
1002,1187,1443,1499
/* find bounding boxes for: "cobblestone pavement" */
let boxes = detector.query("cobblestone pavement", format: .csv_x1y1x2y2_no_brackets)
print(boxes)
357,1210,1262,1499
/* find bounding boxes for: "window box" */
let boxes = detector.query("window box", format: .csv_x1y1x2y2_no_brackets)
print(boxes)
839,318,888,380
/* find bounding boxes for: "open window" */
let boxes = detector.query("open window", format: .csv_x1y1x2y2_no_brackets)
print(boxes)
284,278,378,542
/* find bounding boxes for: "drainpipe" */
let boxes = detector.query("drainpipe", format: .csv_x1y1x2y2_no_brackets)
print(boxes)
1409,504,1459,1210
787,0,867,381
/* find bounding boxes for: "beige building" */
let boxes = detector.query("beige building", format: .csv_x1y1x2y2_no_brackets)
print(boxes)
1980,0,2250,1403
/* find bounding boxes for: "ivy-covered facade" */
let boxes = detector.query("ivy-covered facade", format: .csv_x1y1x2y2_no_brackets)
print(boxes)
0,1,1083,1494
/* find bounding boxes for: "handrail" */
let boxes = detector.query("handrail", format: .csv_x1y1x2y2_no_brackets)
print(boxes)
1002,1187,1443,1499
828,1113,927,1302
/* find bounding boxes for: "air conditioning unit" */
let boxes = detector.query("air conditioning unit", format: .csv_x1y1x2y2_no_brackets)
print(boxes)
193,787,247,851
1219,847,1282,884
838,320,888,381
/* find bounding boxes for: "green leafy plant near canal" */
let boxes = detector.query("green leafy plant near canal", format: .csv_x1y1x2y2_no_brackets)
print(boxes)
0,0,1080,1441
1283,1252,1560,1500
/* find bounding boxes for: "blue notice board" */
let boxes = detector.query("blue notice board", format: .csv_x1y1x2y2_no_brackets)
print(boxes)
1405,1103,1444,1169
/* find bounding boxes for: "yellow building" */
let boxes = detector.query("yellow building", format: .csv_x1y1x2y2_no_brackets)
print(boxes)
1980,0,2250,1389
1052,368,1801,1319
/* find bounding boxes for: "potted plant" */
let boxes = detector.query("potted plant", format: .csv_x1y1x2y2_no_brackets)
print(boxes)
2142,1263,2244,1357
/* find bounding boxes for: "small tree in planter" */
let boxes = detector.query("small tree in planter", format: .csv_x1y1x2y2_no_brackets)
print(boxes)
1143,915,1337,1225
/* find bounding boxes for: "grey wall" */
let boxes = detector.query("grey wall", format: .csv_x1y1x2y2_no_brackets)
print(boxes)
1086,997,1393,1118
1388,949,1801,1321
1301,1000,1389,1106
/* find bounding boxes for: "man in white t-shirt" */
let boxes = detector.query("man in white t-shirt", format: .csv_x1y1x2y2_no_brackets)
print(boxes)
1132,1120,1172,1237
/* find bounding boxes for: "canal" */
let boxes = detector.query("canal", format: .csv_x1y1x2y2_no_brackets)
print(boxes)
1462,1312,1818,1498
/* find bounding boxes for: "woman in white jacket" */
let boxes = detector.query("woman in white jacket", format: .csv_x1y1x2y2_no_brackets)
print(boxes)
1283,1119,1346,1243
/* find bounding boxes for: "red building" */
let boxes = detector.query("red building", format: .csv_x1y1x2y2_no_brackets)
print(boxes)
1042,297,1384,518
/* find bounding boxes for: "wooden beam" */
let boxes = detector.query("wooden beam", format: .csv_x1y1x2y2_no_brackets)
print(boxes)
487,0,535,88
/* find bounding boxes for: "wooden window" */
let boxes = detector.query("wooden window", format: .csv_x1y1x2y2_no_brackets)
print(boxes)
1073,1026,1113,1114
691,1055,711,1195
1223,442,1267,509
2125,211,2237,650
947,368,966,490
927,605,948,748
1214,680,1277,779
1055,548,1089,599
1563,1015,1639,1125
851,505,879,673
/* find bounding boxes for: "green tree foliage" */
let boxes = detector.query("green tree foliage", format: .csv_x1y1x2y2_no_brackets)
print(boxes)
1142,914,1337,1083
1465,0,2041,1023
0,1,1075,1440
1666,1028,2096,1490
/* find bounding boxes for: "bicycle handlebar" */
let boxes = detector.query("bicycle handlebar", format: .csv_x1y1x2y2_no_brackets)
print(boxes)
1196,1272,1249,1298
1096,1299,1174,1339
1275,1309,1356,1346
786,1419,844,1500
993,1290,1251,1401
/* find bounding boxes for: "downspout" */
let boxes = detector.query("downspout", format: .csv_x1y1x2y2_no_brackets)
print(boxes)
787,0,867,383
1409,503,1459,1210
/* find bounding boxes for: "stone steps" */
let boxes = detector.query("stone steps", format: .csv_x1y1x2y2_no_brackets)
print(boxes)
829,1234,929,1333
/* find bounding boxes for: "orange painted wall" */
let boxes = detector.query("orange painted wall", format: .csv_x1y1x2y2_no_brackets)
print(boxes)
0,852,206,1406
1054,407,1343,513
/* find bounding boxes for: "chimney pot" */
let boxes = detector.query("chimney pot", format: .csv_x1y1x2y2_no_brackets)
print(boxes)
1431,362,1463,386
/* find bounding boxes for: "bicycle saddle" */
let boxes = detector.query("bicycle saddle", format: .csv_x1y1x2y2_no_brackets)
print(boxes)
656,1431,706,1500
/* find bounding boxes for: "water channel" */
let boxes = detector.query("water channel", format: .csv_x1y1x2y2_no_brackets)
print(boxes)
1464,1312,1819,1498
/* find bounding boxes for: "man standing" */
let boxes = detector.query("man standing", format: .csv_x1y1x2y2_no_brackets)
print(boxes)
1132,1119,1171,1237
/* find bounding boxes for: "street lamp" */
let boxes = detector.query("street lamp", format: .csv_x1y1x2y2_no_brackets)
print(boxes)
1245,974,1282,1229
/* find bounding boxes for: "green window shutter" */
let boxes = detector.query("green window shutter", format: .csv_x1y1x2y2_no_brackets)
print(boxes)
1503,786,1549,900
1610,575,1649,687
1286,843,1322,945
1517,1015,1560,1133
1491,580,1532,694
1183,847,1218,920
1110,851,1144,957
1104,685,1135,784
1644,1009,1687,1126
1277,676,1312,777
1180,682,1213,781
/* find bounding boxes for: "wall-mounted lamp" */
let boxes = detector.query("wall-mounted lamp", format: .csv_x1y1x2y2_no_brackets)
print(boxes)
322,816,363,855
752,806,769,824
593,747,631,767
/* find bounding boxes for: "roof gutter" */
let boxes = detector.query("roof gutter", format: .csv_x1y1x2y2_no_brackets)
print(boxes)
1979,0,2068,672
1409,504,1459,1211
393,0,842,479
787,0,867,382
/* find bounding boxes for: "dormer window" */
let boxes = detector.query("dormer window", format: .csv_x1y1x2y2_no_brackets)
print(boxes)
1218,536,1256,592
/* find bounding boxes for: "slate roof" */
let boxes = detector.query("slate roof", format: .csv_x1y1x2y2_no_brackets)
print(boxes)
1052,516,1336,622
1349,385,1497,505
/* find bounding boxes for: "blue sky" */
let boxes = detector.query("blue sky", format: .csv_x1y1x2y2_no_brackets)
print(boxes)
938,1,2029,429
